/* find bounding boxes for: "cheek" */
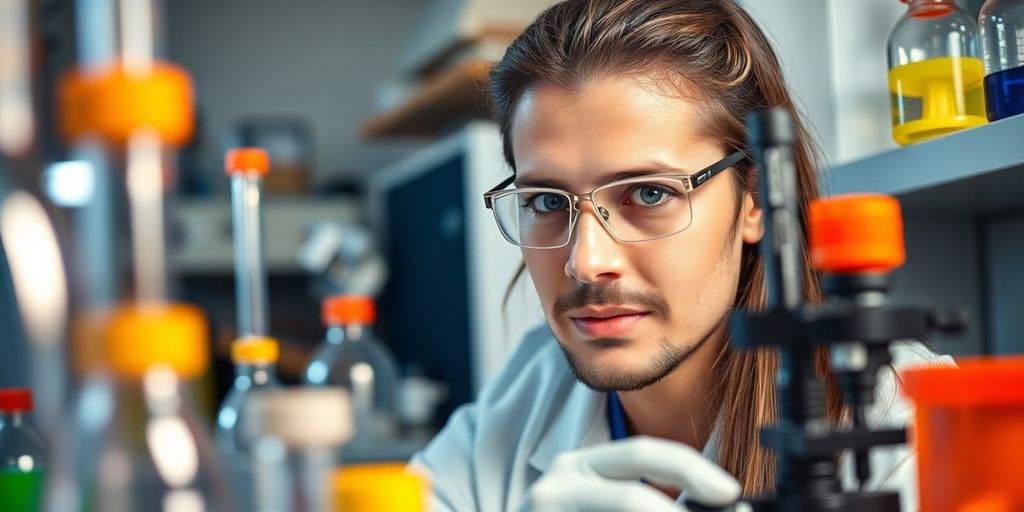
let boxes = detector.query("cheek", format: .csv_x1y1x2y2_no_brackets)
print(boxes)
635,208,742,310
522,249,569,306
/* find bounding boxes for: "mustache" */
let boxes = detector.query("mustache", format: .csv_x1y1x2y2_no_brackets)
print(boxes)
552,282,670,318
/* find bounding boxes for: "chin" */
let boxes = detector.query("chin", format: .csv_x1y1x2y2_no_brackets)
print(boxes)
556,337,679,392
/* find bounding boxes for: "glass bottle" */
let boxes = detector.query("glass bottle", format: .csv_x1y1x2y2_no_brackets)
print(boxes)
0,388,47,512
246,388,352,512
45,304,230,511
304,295,400,446
216,336,281,510
980,0,1024,120
887,0,988,144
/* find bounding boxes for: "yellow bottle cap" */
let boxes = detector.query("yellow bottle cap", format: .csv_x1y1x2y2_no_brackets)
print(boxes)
332,464,428,512
107,303,209,379
231,336,280,365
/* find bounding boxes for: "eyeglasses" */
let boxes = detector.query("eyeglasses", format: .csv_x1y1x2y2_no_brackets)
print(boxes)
482,150,748,249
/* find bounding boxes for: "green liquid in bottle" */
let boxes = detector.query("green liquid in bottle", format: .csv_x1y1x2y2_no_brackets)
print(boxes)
0,469,44,512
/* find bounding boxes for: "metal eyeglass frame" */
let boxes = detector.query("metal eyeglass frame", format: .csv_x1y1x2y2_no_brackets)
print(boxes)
482,149,749,249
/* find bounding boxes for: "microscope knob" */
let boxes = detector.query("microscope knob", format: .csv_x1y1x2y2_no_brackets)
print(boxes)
809,194,905,274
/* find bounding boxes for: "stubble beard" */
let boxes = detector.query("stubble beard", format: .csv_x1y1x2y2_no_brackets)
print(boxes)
556,309,727,392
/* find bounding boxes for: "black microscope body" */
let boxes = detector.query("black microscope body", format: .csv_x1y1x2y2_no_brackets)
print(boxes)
707,109,966,512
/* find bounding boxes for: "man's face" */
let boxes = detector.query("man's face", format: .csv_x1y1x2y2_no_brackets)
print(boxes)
510,76,763,391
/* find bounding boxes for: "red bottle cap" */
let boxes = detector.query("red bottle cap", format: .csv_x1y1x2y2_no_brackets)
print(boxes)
225,147,270,177
322,295,376,326
0,388,33,412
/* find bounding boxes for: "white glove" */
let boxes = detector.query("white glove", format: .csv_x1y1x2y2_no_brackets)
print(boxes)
523,436,742,511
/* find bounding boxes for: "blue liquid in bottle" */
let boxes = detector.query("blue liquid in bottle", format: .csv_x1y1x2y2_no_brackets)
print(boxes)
984,66,1024,121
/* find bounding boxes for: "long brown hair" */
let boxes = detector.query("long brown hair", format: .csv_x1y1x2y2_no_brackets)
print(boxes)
490,0,845,497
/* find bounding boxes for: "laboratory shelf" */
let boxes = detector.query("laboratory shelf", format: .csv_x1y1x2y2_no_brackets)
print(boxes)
826,114,1024,216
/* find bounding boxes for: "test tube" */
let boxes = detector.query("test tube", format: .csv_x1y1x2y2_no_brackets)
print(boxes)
226,148,271,337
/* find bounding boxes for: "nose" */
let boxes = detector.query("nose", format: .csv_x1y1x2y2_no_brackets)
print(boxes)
564,202,626,284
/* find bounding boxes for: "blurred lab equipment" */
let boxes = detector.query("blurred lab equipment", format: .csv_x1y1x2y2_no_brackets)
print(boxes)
887,0,987,145
45,1,239,510
46,305,230,511
304,295,400,447
371,122,546,422
0,388,47,512
721,109,968,512
217,336,281,510
173,197,363,274
902,357,1024,511
245,388,353,512
980,0,1024,120
225,147,272,337
296,220,388,298
216,147,282,509
231,117,313,195
365,0,558,138
395,369,449,439
332,463,429,512
0,0,70,436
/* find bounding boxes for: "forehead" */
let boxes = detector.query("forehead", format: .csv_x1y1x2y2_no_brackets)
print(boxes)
509,76,722,187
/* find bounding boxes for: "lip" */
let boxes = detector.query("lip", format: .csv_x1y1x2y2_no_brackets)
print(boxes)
569,306,651,337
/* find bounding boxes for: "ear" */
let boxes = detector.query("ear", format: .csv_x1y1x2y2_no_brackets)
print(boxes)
739,192,764,244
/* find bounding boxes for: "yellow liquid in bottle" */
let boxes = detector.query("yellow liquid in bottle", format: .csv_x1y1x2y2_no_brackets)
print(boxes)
888,56,987,145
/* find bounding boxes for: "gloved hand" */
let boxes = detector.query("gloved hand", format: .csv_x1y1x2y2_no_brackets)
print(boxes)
522,436,742,511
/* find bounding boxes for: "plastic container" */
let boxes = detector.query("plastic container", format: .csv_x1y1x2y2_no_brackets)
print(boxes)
0,389,47,512
901,356,1024,512
887,0,987,145
980,0,1024,120
304,295,400,444
45,304,230,511
216,336,282,510
332,463,428,512
245,388,353,512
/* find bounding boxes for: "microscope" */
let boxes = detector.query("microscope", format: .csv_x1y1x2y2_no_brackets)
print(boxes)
715,109,966,511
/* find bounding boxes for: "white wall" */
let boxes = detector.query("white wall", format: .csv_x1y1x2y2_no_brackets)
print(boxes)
740,0,839,164
165,0,428,187
741,0,905,168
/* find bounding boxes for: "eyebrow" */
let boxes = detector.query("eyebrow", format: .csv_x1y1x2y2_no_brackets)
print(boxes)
514,162,692,190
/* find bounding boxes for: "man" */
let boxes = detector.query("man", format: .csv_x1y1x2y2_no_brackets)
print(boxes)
411,1,950,510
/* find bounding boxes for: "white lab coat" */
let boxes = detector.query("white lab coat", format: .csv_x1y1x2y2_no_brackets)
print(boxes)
410,325,954,511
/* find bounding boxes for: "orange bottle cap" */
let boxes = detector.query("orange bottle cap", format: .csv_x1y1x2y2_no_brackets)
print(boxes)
106,303,209,379
58,61,194,147
231,336,280,365
808,194,906,274
225,148,270,177
322,295,375,326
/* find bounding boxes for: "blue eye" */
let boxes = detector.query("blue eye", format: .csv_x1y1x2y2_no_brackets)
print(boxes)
524,193,569,213
628,185,674,206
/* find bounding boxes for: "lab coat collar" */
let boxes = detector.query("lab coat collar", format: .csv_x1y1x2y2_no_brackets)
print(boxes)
527,381,608,473
526,383,725,473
